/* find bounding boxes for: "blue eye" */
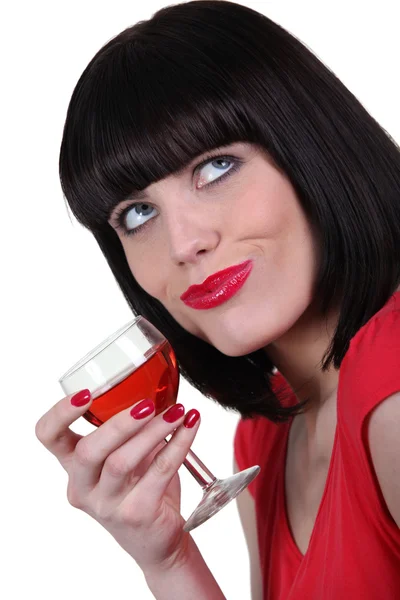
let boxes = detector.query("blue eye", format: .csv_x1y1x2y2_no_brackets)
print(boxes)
125,203,157,232
114,154,241,237
196,157,236,188
113,202,157,238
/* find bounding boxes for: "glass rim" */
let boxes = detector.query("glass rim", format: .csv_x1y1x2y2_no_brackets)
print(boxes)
58,315,143,383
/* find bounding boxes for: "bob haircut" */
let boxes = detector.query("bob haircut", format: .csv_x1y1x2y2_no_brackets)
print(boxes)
59,0,400,422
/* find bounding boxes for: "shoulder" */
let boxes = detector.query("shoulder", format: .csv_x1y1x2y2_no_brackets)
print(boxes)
233,458,263,600
343,291,400,528
347,290,400,355
234,413,276,474
234,372,292,497
340,291,400,402
368,390,400,528
234,371,293,456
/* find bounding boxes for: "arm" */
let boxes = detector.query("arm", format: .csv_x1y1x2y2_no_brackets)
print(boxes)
234,458,263,600
143,534,226,599
144,458,263,600
368,390,400,528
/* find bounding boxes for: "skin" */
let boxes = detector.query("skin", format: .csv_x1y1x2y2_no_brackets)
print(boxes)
109,140,400,555
36,140,399,578
109,140,341,430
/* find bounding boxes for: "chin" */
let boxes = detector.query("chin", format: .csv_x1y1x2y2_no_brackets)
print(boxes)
207,333,269,358
177,321,256,356
177,306,284,356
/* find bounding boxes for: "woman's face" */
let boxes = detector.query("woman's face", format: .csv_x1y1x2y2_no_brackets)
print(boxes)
109,141,319,356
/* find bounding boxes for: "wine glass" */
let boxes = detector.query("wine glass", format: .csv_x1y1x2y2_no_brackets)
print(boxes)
59,316,260,532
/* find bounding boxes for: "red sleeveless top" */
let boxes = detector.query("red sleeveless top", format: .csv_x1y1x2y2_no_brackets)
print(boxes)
234,291,400,599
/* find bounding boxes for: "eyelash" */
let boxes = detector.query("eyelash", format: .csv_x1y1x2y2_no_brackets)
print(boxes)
113,153,242,237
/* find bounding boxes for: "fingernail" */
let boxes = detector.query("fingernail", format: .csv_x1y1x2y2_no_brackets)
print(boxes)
71,389,91,407
163,404,185,423
183,409,200,429
130,398,155,420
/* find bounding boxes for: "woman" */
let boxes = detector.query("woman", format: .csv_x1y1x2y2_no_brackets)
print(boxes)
35,1,400,598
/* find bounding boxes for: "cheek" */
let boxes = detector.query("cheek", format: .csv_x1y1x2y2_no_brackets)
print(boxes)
234,177,298,242
121,241,161,296
123,240,189,325
122,243,207,339
132,263,161,297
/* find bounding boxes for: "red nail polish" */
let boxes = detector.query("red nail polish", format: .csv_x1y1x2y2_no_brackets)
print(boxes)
71,389,91,407
130,398,155,420
163,404,185,423
183,409,200,429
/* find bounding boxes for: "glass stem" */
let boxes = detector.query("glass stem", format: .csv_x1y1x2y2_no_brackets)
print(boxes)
163,437,217,490
183,448,217,490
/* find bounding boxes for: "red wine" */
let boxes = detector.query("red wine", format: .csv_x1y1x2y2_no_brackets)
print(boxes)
83,340,179,427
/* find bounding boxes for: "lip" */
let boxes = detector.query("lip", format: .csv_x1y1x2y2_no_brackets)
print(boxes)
180,259,253,310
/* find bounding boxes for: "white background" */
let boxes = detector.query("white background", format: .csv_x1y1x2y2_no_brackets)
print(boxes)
2,1,399,599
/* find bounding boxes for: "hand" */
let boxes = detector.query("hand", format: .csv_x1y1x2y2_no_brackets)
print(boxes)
35,391,201,573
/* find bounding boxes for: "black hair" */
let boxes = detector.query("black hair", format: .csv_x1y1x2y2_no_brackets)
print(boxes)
59,0,400,422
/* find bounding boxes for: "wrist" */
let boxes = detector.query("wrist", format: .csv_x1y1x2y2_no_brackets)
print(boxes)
143,533,197,580
143,535,226,600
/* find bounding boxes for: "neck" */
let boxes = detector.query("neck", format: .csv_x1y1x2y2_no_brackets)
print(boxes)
265,299,340,432
266,286,400,438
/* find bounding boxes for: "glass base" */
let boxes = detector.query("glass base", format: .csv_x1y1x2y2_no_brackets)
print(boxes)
183,465,260,532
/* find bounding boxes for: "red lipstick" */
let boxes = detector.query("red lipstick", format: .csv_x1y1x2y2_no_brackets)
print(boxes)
180,260,253,310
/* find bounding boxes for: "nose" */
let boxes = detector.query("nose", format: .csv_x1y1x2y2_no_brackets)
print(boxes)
166,213,220,266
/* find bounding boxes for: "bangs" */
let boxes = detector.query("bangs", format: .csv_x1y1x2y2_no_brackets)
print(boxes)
59,17,261,230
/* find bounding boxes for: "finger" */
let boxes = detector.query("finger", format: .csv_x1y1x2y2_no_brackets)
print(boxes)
70,398,157,492
125,409,201,510
97,404,187,497
35,389,92,469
